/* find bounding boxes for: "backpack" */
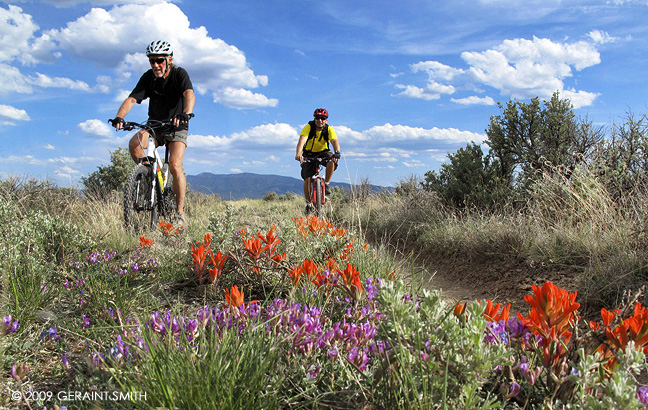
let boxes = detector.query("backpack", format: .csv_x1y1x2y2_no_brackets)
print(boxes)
304,121,329,152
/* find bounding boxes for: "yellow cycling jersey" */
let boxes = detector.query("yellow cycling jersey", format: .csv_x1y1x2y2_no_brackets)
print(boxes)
300,123,338,153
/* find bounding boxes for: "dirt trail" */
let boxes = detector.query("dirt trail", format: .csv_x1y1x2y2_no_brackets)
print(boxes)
409,255,578,315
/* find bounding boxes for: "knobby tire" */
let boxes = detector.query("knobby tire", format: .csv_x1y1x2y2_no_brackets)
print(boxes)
123,164,158,233
314,178,324,215
159,173,176,220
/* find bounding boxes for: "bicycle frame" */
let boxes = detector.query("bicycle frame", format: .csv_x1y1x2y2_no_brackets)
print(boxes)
303,155,337,215
115,118,178,232
138,130,170,209
311,165,326,205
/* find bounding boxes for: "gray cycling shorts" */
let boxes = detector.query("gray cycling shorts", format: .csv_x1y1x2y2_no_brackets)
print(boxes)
154,128,188,147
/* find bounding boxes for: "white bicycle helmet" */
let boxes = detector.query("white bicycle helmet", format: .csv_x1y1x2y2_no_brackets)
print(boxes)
146,40,173,56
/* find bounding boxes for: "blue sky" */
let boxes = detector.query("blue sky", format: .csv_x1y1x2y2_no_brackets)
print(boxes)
1,0,647,188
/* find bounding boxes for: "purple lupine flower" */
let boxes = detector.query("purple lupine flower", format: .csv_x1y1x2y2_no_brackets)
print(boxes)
2,315,19,335
506,317,528,339
184,319,199,342
638,386,648,405
308,365,321,378
484,321,508,344
82,314,90,328
130,263,140,272
347,347,370,370
508,382,521,398
365,277,378,301
104,251,116,262
61,353,70,370
518,361,529,376
11,362,27,381
88,253,100,264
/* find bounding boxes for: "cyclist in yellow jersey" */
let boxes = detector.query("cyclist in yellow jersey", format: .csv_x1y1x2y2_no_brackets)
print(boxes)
295,108,341,213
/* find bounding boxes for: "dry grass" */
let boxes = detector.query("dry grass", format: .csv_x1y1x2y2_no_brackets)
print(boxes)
334,167,648,313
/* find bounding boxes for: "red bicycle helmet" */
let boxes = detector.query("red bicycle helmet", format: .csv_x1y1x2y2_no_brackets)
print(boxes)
313,108,328,118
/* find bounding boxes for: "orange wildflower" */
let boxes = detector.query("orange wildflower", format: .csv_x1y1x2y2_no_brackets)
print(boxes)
257,229,280,255
478,299,511,323
271,252,287,265
224,285,245,308
339,263,363,301
301,260,320,280
517,282,580,370
242,237,269,262
517,281,579,340
139,236,154,248
191,243,212,285
207,250,228,283
287,266,302,287
203,233,212,248
453,302,466,317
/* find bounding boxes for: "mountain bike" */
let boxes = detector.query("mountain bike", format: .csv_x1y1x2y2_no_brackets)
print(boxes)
110,118,183,233
303,153,340,215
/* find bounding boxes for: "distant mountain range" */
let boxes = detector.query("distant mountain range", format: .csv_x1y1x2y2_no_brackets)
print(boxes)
186,172,387,200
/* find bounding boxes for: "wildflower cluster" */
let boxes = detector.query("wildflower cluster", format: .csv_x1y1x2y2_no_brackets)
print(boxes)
590,302,648,372
292,215,347,238
2,315,19,335
454,281,648,406
191,233,228,284
158,221,184,237
96,277,384,376
288,259,364,302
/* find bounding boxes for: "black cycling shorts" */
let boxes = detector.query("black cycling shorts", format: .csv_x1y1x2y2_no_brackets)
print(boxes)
301,151,338,180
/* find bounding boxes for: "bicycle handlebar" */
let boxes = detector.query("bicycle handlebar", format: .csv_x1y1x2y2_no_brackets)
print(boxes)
108,114,195,131
302,153,341,163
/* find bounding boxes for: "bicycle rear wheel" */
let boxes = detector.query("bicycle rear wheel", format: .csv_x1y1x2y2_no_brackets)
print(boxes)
313,178,324,215
123,164,158,233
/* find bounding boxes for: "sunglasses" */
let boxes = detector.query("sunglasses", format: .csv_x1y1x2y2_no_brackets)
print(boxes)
149,57,166,65
314,116,327,120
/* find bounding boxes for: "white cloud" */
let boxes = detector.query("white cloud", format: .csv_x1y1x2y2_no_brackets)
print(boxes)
10,0,167,7
412,61,464,81
44,2,277,109
191,123,297,152
30,72,92,91
229,123,297,148
189,134,231,150
230,168,242,173
588,30,619,44
364,123,486,144
0,63,93,96
213,88,279,110
334,125,367,143
403,160,426,168
0,5,40,64
450,96,496,106
43,144,55,150
0,104,30,122
3,154,45,166
0,63,35,94
78,119,114,137
396,36,602,108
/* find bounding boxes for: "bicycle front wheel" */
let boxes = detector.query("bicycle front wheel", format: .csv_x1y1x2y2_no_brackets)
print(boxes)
313,178,324,215
123,164,158,233
159,173,176,221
